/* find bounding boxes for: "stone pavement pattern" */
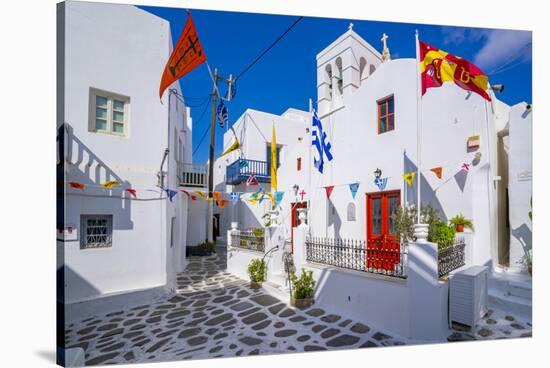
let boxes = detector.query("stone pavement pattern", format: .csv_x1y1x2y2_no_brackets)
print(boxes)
65,247,532,365
64,247,405,365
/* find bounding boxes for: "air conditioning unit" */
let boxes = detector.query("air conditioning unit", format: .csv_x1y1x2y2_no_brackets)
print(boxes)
449,265,489,329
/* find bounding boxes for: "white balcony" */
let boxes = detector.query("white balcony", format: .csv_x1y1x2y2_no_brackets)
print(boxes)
177,162,208,188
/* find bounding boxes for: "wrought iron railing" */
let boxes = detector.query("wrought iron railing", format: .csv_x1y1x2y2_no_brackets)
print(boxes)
230,230,265,252
305,237,407,279
438,237,466,278
177,162,208,187
226,158,270,185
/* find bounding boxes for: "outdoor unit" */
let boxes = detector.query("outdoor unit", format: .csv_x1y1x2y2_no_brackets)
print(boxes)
449,265,489,329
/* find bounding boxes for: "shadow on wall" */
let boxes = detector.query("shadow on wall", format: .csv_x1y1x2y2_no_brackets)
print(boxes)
327,198,342,239
61,123,134,230
512,223,532,260
58,263,102,305
403,151,447,221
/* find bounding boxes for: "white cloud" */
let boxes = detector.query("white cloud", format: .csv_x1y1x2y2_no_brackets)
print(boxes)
473,29,532,72
440,26,532,73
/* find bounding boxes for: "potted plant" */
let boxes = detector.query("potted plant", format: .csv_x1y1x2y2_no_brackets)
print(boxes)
449,213,474,232
247,258,267,289
430,220,456,249
290,269,316,309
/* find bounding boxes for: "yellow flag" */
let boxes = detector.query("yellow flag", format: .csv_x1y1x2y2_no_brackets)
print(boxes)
194,191,208,201
403,172,416,187
101,181,121,189
271,124,277,191
221,139,240,157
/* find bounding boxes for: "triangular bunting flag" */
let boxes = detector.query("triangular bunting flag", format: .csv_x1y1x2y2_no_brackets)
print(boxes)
348,182,360,199
221,139,240,157
212,191,222,206
324,185,335,199
246,175,259,186
219,199,229,209
101,181,121,189
195,191,209,201
68,181,85,190
430,167,443,179
275,191,285,207
374,177,388,191
164,188,178,202
404,172,416,187
125,188,137,198
248,188,263,204
230,192,240,205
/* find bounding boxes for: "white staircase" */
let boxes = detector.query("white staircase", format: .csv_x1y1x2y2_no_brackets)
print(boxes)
488,269,532,320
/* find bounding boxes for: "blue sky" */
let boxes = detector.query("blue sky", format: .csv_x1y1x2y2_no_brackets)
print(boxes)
139,5,532,164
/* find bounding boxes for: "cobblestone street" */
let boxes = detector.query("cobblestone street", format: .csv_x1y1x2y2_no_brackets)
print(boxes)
64,247,531,366
65,247,405,365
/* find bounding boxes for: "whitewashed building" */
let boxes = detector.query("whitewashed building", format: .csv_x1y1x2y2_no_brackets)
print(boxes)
219,26,532,339
57,1,207,306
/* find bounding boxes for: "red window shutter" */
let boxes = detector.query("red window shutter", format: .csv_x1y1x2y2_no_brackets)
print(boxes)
297,157,301,171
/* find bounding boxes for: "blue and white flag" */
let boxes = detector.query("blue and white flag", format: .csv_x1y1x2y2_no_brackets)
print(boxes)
374,177,388,191
230,192,240,205
311,109,333,174
216,100,229,128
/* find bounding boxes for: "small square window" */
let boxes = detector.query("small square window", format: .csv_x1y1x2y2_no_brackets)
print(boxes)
80,215,113,249
89,88,129,137
377,95,395,134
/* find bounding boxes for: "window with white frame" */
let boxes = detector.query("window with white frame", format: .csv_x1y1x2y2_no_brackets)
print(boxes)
90,88,130,136
80,215,113,249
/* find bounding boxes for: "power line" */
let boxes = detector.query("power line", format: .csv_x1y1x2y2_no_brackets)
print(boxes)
192,100,213,155
236,16,303,81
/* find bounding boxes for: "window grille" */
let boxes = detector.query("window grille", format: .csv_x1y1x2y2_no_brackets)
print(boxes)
80,215,113,249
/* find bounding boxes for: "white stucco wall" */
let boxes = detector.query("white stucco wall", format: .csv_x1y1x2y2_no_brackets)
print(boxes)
508,103,532,272
60,1,191,303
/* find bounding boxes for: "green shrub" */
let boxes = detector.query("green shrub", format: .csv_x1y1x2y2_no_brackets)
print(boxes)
247,259,267,283
252,227,265,239
449,213,474,231
290,269,316,299
392,205,441,243
430,220,456,249
197,241,216,253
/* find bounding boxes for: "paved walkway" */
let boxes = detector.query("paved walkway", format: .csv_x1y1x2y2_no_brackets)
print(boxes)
65,247,532,365
65,247,404,365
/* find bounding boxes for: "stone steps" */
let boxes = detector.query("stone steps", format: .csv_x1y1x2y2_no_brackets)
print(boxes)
488,270,532,320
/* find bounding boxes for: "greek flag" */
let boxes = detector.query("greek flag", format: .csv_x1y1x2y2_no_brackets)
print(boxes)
311,109,333,174
216,100,229,128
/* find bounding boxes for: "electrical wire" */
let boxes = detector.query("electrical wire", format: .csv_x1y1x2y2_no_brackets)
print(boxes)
192,100,214,155
235,16,304,81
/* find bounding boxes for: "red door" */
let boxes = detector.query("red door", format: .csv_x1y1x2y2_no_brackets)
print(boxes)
290,201,307,253
366,190,400,271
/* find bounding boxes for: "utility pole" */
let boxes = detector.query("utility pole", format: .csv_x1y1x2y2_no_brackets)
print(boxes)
206,68,235,243
206,67,218,243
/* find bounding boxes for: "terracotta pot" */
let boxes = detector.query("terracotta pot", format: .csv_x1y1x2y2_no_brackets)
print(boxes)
455,224,464,232
290,297,314,309
249,281,263,289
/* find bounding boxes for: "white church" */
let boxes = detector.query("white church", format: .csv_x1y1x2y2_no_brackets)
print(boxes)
216,24,532,339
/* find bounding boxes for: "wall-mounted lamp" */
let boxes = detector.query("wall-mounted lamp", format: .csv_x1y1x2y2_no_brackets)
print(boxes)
490,84,505,93
374,168,382,179
525,104,532,112
292,184,299,196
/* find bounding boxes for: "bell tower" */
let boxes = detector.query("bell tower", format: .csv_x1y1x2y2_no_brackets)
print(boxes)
316,23,384,116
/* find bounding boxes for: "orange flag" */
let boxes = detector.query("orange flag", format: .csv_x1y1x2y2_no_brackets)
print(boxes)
159,11,207,99
68,181,85,190
213,191,222,206
219,199,229,209
430,167,443,179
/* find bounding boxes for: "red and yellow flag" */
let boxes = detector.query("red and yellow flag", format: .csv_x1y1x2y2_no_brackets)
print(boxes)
420,41,491,101
159,12,206,99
